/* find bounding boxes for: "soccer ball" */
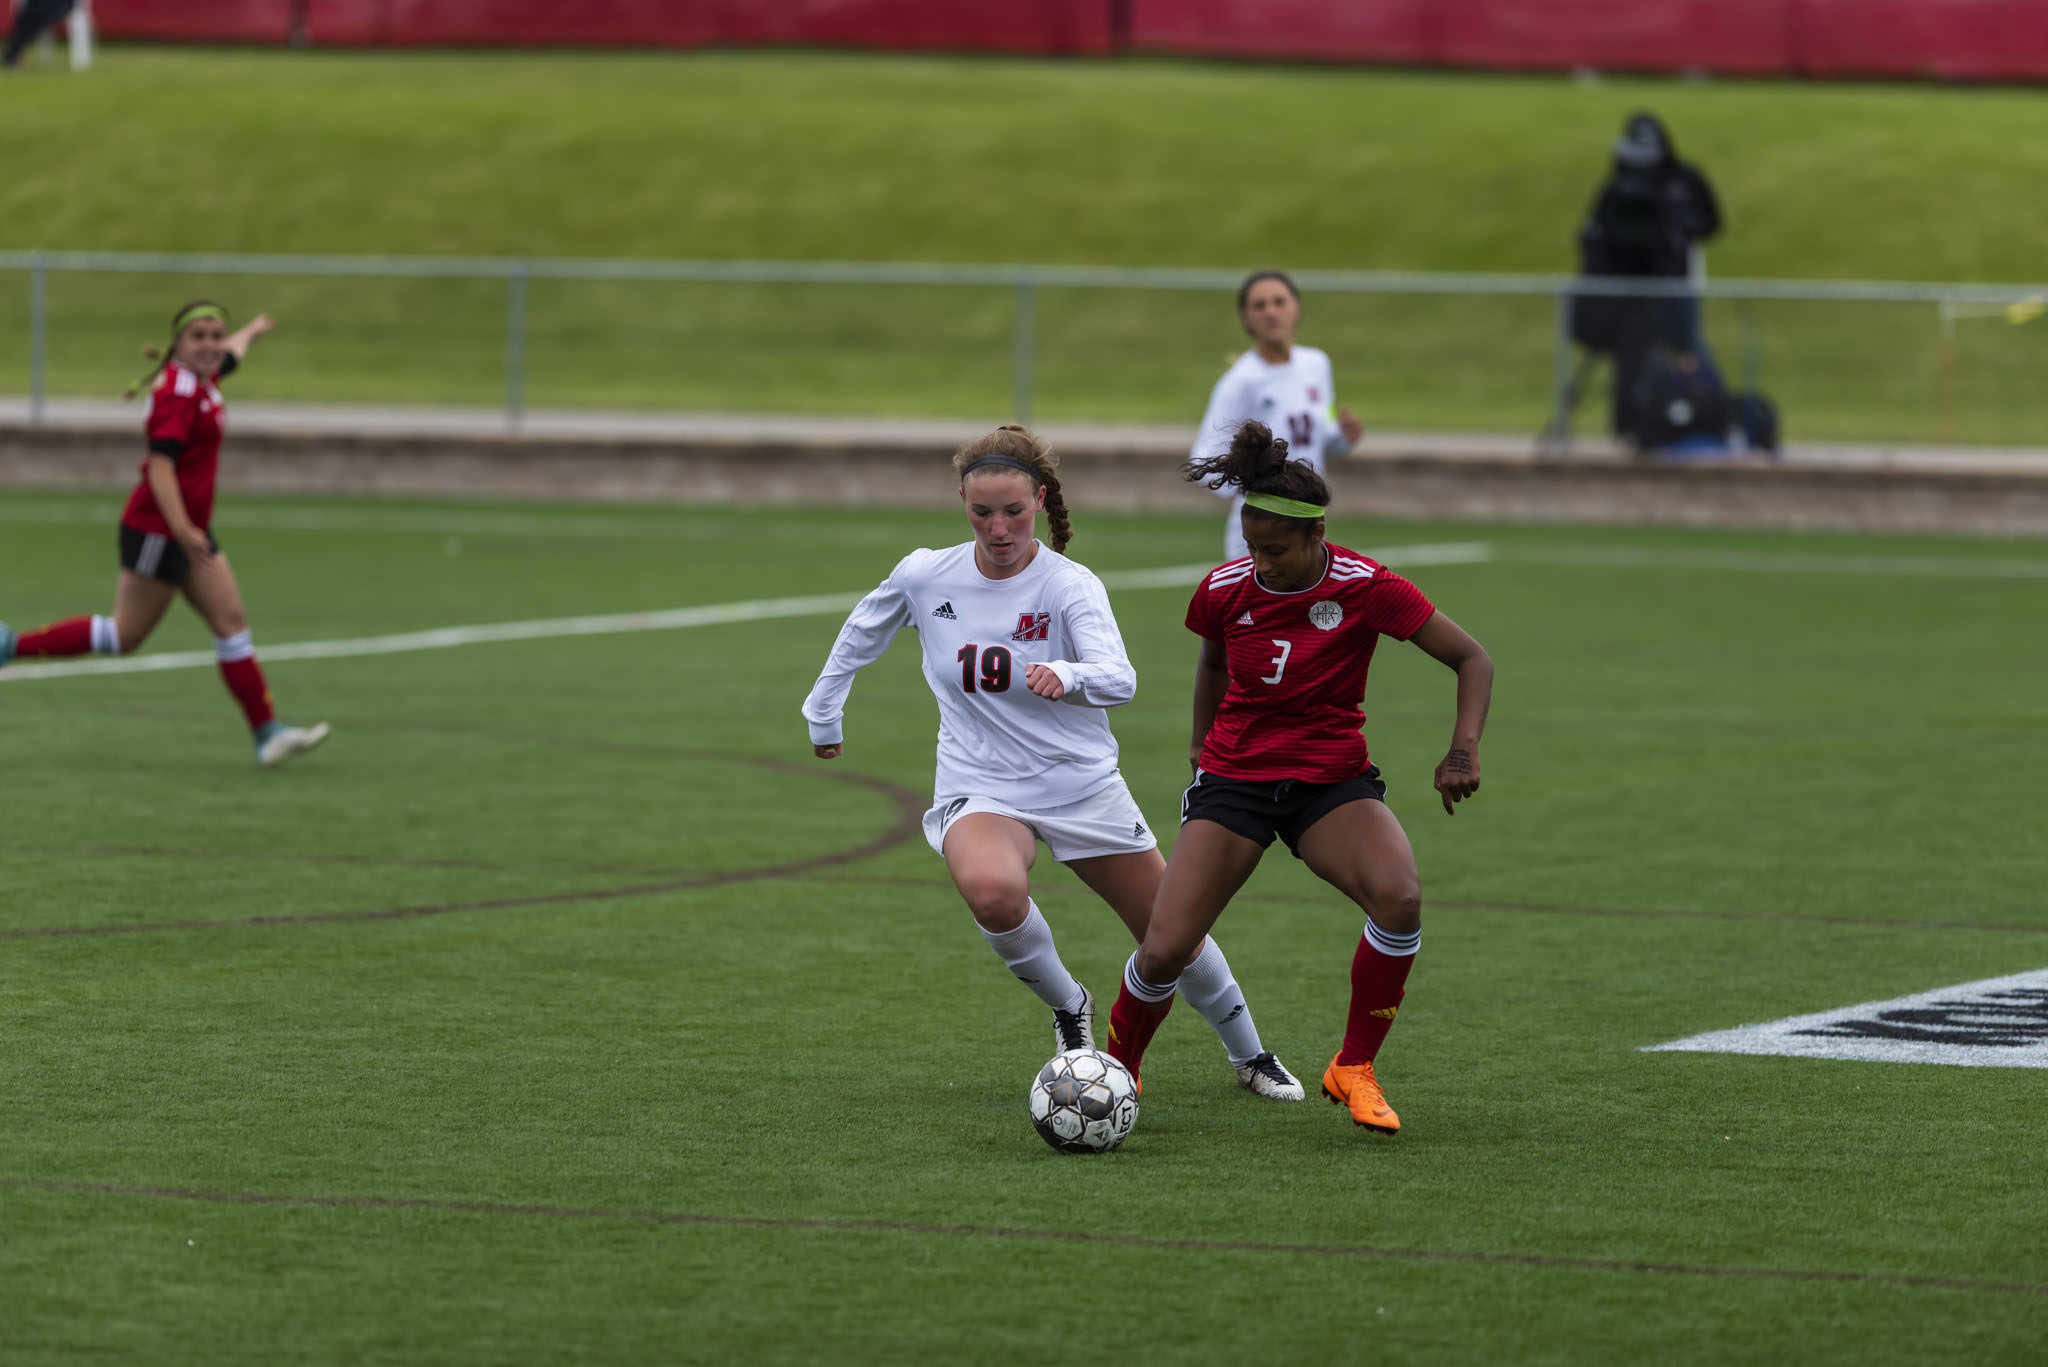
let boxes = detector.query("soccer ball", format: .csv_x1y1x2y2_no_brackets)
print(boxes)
1029,1048,1139,1154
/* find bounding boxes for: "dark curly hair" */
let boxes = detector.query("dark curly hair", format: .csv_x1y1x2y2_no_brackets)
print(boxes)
1184,420,1329,534
953,425,1071,553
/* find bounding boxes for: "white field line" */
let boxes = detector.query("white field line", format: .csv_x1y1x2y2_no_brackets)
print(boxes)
1505,545,2048,580
0,543,1495,684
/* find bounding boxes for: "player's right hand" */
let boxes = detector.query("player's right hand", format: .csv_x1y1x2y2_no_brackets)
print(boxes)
813,743,842,759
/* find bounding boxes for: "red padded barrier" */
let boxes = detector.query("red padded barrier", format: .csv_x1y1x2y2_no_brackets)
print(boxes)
95,0,290,43
88,0,2048,81
1791,0,2048,81
1130,0,1433,64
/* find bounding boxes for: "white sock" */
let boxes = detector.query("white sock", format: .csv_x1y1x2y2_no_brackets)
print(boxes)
1121,952,1179,1003
979,900,1087,1015
89,614,120,655
213,629,254,663
1176,935,1264,1065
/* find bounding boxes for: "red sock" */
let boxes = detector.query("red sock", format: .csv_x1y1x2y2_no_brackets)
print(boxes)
1338,933,1417,1065
14,616,93,658
1104,981,1174,1083
218,657,275,732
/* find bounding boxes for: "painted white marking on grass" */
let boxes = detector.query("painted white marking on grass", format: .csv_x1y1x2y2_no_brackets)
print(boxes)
1645,969,2048,1069
0,542,1496,684
1507,544,2048,580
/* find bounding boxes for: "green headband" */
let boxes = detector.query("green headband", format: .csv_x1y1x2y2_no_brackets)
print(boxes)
1244,492,1326,520
172,304,227,334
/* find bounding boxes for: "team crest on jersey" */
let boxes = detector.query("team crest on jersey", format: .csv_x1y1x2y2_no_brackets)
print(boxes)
1010,612,1050,642
1308,386,1321,402
1308,600,1343,631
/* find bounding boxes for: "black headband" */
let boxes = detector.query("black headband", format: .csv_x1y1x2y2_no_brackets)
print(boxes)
960,453,1043,484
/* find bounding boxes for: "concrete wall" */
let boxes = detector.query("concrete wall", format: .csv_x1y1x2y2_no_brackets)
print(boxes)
5,421,2046,538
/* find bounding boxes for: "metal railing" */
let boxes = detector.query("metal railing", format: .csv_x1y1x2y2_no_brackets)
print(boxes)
6,248,2044,436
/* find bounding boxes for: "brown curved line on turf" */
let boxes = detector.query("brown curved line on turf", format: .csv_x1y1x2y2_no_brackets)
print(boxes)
801,874,2048,937
0,739,925,939
4,1179,2041,1298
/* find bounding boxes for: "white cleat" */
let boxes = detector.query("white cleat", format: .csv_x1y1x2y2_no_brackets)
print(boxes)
1234,1051,1306,1101
1052,985,1096,1054
257,720,330,768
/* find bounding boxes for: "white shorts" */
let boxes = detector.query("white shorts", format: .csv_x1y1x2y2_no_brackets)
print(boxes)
923,776,1159,863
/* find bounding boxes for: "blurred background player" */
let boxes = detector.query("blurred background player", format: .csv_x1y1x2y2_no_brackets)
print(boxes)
0,302,329,767
2,0,75,67
1191,270,1363,562
802,425,1304,1099
1102,421,1493,1135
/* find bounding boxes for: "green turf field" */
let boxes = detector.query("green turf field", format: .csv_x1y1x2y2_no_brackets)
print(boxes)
3,49,2045,440
3,489,2045,1364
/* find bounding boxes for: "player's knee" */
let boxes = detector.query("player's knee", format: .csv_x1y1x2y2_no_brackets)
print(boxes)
1363,884,1422,935
1134,939,1195,985
956,875,1029,930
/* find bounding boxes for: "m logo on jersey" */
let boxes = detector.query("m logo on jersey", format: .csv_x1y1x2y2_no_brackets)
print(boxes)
932,601,957,620
1308,600,1343,630
1011,612,1050,642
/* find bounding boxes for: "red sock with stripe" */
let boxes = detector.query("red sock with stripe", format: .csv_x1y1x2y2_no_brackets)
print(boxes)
1338,921,1420,1065
214,631,275,732
15,616,93,657
1104,953,1177,1084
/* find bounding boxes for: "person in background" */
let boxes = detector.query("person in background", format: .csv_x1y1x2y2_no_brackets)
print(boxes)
1191,270,1363,562
2,0,76,67
0,301,330,768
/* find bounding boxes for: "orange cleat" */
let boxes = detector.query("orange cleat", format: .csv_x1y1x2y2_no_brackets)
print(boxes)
1321,1055,1399,1134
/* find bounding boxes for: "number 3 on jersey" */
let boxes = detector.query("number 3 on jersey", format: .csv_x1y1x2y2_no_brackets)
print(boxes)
957,644,1012,693
1261,638,1292,685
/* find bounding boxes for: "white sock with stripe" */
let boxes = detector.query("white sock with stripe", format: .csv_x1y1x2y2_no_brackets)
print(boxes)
1175,935,1264,1065
979,901,1087,1015
89,615,120,655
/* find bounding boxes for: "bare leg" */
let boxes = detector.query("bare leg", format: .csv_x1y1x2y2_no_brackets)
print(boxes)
178,552,249,638
1294,799,1421,934
942,812,1038,934
1064,847,1164,943
112,571,178,652
944,812,1088,1025
1132,820,1265,984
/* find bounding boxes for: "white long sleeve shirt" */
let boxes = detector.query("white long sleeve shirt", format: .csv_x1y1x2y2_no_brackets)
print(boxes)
1190,343,1350,487
802,541,1136,808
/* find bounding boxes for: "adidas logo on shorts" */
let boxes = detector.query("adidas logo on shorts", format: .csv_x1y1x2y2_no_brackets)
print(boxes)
932,601,957,619
1132,821,1146,838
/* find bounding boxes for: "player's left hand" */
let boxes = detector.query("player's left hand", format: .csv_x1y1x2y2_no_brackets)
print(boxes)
1433,745,1480,815
1024,664,1065,700
1338,406,1364,446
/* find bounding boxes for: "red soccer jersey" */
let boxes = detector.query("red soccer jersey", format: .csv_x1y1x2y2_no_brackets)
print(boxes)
1185,543,1436,782
121,357,232,536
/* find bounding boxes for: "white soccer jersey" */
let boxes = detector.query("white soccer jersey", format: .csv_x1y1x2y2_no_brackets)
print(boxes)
1192,345,1353,559
1191,343,1350,476
802,541,1137,810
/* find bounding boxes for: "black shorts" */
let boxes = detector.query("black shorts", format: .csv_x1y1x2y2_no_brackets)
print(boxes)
119,524,217,586
1180,766,1388,858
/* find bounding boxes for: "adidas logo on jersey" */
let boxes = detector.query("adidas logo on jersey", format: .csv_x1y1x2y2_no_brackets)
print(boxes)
1236,611,1254,626
932,601,957,619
